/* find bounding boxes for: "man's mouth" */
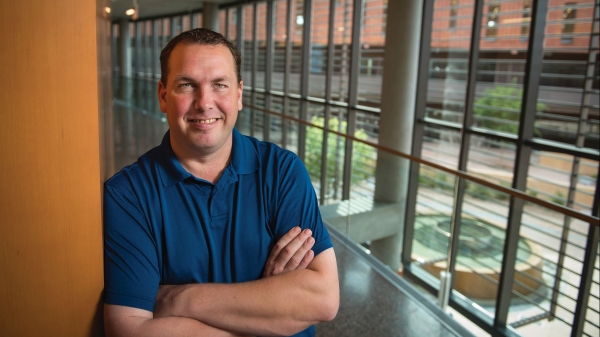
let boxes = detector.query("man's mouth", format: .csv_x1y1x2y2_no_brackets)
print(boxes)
189,118,218,124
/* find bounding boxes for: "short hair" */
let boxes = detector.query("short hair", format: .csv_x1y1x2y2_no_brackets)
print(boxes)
159,28,242,86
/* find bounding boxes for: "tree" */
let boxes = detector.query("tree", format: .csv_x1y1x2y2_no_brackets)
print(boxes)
473,82,545,135
304,116,376,199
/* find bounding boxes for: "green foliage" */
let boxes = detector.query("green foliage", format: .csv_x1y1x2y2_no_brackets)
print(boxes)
463,181,510,201
419,174,436,188
418,170,454,191
466,181,493,199
304,117,376,194
473,82,546,135
551,190,566,206
527,189,538,198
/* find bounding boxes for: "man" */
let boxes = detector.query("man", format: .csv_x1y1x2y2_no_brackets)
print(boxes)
103,28,339,337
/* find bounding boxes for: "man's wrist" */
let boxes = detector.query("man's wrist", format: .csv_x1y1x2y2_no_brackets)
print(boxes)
154,284,191,319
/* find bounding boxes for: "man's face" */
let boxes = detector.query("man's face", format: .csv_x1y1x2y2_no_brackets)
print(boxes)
158,43,243,157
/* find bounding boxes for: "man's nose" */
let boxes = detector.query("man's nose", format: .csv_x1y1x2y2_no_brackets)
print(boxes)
194,87,214,111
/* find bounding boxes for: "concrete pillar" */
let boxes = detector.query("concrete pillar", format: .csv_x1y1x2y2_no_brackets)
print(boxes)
203,2,220,32
117,19,134,156
118,19,132,78
369,0,423,270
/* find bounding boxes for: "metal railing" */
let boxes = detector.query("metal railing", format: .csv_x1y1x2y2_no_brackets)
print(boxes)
238,93,599,337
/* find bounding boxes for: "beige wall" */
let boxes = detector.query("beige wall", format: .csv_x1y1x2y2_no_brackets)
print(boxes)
0,0,105,336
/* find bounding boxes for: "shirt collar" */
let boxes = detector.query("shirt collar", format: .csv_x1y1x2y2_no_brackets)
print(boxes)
230,128,260,175
157,128,259,187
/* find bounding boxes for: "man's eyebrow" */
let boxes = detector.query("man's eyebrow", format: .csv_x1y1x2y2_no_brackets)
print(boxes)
173,75,196,83
212,77,231,83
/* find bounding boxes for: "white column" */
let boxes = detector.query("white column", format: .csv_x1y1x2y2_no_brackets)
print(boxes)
369,0,423,270
118,19,132,78
203,2,220,32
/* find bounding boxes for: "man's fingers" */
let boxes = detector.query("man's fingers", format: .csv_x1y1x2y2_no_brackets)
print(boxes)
269,226,301,258
263,226,303,277
285,236,315,271
263,227,314,277
297,249,314,270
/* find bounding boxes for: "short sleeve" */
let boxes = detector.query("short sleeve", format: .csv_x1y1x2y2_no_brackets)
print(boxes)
103,184,160,312
274,155,333,256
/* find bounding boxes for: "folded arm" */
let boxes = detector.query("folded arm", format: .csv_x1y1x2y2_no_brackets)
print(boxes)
155,248,339,336
104,226,338,337
104,304,251,337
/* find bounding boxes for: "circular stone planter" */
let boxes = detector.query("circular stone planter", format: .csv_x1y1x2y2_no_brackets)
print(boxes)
412,215,544,300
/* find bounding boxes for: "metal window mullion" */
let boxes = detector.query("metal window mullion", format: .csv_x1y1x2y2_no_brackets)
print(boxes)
341,0,364,200
170,16,177,39
236,6,243,52
320,104,331,204
403,0,434,267
264,1,274,143
133,22,143,121
162,18,169,50
225,8,230,38
571,165,600,337
300,0,312,99
443,0,484,305
577,1,599,151
571,6,600,337
152,20,159,81
282,0,292,149
320,0,337,204
235,6,245,133
298,0,313,162
494,0,548,330
554,3,599,323
252,5,258,80
135,21,142,77
142,22,149,78
251,4,258,138
325,0,335,103
146,22,153,79
283,0,292,98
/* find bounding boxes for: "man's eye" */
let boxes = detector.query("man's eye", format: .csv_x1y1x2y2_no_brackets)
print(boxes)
215,84,227,89
179,83,192,88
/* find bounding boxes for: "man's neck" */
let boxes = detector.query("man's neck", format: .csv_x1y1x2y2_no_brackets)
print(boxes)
171,136,233,184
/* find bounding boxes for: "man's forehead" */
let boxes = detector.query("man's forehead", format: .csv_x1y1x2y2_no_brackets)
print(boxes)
171,43,232,63
168,43,235,76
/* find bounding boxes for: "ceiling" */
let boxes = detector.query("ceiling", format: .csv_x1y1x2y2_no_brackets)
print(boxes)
107,0,242,21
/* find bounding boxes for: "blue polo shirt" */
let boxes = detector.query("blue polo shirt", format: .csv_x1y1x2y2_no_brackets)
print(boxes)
103,128,332,336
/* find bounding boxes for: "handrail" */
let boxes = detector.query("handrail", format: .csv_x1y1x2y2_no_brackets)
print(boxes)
245,103,600,226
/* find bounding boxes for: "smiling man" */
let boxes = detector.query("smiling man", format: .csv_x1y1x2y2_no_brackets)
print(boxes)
103,28,339,337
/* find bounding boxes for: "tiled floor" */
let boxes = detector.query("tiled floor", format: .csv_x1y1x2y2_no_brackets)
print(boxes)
317,230,473,337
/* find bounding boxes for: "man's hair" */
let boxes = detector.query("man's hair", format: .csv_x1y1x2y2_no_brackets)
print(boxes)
159,28,242,86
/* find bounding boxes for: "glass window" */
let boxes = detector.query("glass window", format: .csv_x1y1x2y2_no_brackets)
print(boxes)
521,0,531,37
486,3,499,38
357,0,387,108
561,3,577,44
450,0,458,30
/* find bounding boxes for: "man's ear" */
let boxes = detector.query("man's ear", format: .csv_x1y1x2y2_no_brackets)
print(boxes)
237,80,243,111
158,81,167,113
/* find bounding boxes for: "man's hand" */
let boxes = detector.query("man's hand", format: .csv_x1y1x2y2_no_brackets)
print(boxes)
262,226,315,278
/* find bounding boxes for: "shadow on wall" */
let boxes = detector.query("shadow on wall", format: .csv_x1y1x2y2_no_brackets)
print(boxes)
89,293,104,337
